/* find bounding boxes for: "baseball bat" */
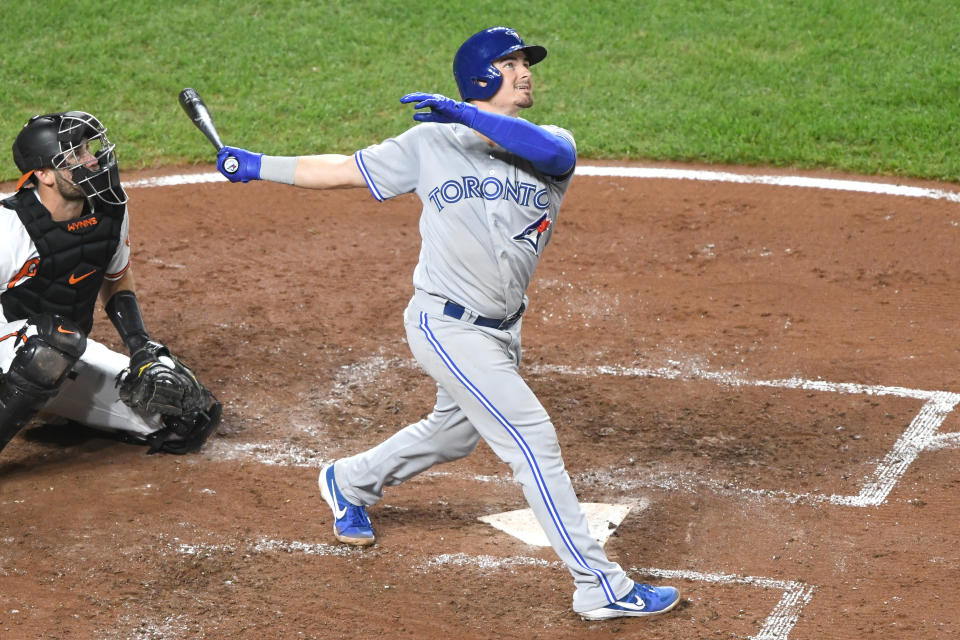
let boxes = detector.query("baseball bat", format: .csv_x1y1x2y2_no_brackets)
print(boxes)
178,87,224,150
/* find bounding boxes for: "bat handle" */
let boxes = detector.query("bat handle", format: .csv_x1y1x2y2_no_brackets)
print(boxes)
198,111,224,150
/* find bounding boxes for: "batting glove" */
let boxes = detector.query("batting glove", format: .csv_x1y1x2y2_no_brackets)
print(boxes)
217,145,262,183
400,93,478,128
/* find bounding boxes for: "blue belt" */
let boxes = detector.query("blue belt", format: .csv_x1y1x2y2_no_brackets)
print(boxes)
443,300,526,330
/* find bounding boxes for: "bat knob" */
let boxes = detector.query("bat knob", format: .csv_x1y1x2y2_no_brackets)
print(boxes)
179,87,200,103
221,155,239,174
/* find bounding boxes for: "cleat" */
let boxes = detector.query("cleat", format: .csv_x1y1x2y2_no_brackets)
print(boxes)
319,462,375,546
578,582,680,621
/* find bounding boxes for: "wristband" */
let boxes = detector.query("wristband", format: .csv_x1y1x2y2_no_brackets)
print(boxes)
105,290,150,354
260,155,298,185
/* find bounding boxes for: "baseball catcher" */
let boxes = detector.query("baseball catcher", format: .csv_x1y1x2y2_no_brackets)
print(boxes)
0,110,221,456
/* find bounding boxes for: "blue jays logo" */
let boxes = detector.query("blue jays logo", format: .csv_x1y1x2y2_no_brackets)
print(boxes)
513,213,552,254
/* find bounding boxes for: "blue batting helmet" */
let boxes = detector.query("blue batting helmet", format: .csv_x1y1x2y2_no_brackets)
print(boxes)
453,27,547,101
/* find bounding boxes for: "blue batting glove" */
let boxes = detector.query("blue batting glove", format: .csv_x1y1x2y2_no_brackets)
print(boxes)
400,93,478,127
217,145,262,183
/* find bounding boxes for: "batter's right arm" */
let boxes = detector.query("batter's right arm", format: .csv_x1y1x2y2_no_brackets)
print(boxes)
216,146,364,190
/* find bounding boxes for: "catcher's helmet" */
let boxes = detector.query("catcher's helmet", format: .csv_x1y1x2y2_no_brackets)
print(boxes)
453,27,547,101
12,110,127,205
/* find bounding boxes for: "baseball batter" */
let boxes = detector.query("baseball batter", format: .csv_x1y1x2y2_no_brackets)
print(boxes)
1,111,220,455
215,27,680,620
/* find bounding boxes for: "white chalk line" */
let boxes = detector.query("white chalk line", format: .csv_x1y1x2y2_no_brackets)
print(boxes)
635,566,815,640
5,164,959,202
127,173,225,189
97,613,193,640
529,361,954,401
0,172,225,200
166,534,362,560
207,439,330,468
926,431,960,451
529,362,960,507
574,166,960,203
846,392,959,507
422,553,814,640
418,552,556,572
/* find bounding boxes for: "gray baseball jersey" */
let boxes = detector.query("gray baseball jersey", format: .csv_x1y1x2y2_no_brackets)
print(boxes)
355,121,574,318
335,120,636,613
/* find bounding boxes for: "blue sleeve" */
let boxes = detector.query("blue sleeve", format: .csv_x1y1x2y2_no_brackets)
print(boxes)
469,110,576,177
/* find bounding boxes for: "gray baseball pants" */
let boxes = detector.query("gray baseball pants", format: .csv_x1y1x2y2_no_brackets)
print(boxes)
335,290,633,612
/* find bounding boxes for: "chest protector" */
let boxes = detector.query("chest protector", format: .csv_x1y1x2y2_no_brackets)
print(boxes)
1,190,124,334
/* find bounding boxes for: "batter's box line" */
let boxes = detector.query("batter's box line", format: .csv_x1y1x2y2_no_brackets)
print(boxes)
634,566,815,640
418,552,813,640
163,534,364,560
927,431,960,450
531,363,960,508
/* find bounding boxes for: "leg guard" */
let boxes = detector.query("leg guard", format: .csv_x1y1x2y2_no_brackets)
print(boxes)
0,314,87,453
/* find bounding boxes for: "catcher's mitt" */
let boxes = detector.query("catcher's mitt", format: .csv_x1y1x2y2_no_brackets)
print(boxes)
116,341,211,417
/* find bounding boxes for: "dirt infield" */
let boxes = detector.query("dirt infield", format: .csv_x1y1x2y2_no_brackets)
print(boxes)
2,163,959,639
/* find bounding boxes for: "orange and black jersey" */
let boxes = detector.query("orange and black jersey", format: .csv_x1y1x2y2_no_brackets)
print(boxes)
0,190,128,334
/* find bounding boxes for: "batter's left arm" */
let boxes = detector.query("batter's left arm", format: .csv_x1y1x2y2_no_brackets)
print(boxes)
472,112,575,176
400,93,576,177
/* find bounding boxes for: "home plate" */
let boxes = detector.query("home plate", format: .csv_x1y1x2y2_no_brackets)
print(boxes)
478,501,644,547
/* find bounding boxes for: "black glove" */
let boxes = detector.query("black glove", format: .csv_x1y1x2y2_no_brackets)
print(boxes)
116,341,211,416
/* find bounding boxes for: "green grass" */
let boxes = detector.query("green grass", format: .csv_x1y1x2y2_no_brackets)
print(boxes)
2,0,958,181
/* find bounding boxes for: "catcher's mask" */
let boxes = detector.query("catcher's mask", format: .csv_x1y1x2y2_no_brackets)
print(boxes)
453,26,547,102
12,110,128,205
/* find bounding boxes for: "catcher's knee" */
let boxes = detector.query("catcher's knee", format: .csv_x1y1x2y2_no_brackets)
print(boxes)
0,315,87,450
5,314,87,396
